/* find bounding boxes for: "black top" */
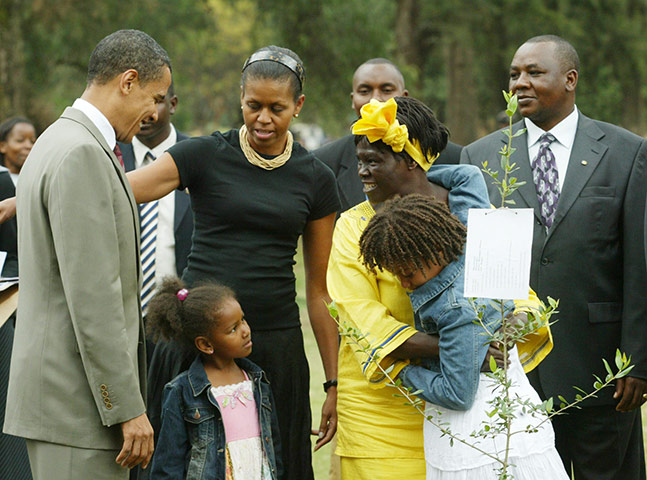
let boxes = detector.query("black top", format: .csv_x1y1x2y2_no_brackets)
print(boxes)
169,129,339,330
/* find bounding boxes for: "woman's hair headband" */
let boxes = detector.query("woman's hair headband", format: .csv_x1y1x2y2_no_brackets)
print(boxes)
351,98,439,171
242,50,305,90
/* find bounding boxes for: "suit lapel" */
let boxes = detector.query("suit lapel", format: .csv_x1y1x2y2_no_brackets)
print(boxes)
546,115,606,241
174,190,190,233
61,107,141,279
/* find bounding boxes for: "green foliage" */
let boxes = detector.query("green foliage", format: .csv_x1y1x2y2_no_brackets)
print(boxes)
3,1,647,139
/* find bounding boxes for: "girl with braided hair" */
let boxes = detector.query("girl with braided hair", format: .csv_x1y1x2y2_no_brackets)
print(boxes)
358,194,568,479
327,96,555,479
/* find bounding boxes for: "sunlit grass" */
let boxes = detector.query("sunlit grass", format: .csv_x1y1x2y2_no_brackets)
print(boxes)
294,242,334,479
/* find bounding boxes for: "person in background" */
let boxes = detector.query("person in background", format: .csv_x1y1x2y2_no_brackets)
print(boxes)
0,117,36,186
0,117,34,480
462,34,647,479
314,58,462,215
117,79,193,480
3,29,171,479
118,80,192,288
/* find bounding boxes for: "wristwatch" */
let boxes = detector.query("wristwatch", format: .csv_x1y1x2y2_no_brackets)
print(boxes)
323,379,338,392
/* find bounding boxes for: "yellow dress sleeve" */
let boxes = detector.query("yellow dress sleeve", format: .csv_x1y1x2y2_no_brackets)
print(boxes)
514,288,554,372
327,202,418,387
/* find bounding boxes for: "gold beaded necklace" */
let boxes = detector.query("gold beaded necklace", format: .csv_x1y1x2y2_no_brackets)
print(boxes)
239,125,293,170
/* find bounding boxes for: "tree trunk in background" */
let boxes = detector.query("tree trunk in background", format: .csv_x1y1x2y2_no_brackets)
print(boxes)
395,0,422,92
445,36,478,145
621,82,644,135
0,0,27,117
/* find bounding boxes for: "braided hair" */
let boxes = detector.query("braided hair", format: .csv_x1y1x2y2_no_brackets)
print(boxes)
354,96,449,164
146,276,237,354
359,194,466,276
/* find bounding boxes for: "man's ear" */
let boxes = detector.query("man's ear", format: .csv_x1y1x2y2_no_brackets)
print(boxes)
565,69,578,92
169,95,178,115
118,69,139,96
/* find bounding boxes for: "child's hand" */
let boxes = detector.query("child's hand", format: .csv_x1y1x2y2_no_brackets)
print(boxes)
116,413,155,469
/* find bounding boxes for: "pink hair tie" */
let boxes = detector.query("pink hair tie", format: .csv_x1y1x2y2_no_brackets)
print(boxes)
176,289,189,301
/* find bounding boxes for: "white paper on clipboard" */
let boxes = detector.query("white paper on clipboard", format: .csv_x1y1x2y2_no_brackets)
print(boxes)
463,208,533,300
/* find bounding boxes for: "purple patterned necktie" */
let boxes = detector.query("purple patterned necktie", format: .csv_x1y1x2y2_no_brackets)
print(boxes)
531,133,560,228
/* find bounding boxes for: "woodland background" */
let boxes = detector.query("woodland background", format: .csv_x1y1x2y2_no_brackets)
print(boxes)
2,0,647,145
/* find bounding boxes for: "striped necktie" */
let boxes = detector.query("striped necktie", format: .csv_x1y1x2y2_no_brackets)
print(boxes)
139,151,158,311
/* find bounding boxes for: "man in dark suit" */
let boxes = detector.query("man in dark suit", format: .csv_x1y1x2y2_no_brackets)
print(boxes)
118,80,193,282
462,35,647,479
117,82,192,480
314,58,462,214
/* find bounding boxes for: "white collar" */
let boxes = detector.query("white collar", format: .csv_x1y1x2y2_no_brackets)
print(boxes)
131,124,177,166
525,106,579,150
71,98,116,149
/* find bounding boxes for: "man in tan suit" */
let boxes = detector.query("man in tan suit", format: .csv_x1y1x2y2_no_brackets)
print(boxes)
3,29,172,479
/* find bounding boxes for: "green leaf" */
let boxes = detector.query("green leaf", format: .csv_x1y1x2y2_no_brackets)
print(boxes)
325,300,338,319
615,350,623,370
489,354,497,372
508,94,518,113
616,364,635,378
602,358,613,377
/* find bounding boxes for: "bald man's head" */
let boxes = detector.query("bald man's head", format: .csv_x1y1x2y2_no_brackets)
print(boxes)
351,59,408,116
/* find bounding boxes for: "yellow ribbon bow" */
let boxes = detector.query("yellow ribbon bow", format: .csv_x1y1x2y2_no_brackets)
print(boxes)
351,98,439,171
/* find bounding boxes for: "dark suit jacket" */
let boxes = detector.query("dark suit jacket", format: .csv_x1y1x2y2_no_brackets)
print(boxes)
462,114,647,405
0,172,17,277
314,134,462,214
119,132,193,277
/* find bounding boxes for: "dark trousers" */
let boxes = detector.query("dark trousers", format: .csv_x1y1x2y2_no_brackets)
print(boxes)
248,326,313,480
551,405,645,479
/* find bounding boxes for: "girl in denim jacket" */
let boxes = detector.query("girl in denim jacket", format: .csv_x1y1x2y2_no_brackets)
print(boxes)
147,277,282,479
359,195,568,479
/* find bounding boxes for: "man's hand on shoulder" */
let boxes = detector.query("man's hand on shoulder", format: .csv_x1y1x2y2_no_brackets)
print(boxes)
116,413,154,469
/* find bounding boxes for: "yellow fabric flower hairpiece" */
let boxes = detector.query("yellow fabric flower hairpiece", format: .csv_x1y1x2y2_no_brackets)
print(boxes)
351,98,439,171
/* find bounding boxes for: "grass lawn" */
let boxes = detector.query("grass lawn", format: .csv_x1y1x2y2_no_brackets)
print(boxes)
295,245,647,479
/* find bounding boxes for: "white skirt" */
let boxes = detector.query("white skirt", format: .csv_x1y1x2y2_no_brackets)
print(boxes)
423,347,569,479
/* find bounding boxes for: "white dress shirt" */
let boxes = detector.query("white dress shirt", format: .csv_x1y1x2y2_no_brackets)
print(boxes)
525,106,579,193
131,125,178,282
72,98,116,150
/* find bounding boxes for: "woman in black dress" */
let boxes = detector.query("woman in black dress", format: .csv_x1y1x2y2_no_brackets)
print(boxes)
128,46,339,480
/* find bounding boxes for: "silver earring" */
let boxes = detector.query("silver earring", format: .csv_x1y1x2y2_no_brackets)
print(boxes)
294,113,299,118
241,106,243,110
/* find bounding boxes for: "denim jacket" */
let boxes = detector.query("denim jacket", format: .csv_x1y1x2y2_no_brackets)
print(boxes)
150,356,282,480
398,164,514,411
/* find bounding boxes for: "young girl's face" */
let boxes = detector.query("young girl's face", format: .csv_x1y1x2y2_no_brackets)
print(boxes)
202,298,252,359
395,260,444,291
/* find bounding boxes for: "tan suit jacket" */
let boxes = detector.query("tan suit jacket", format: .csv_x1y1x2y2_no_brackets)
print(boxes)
3,107,146,449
